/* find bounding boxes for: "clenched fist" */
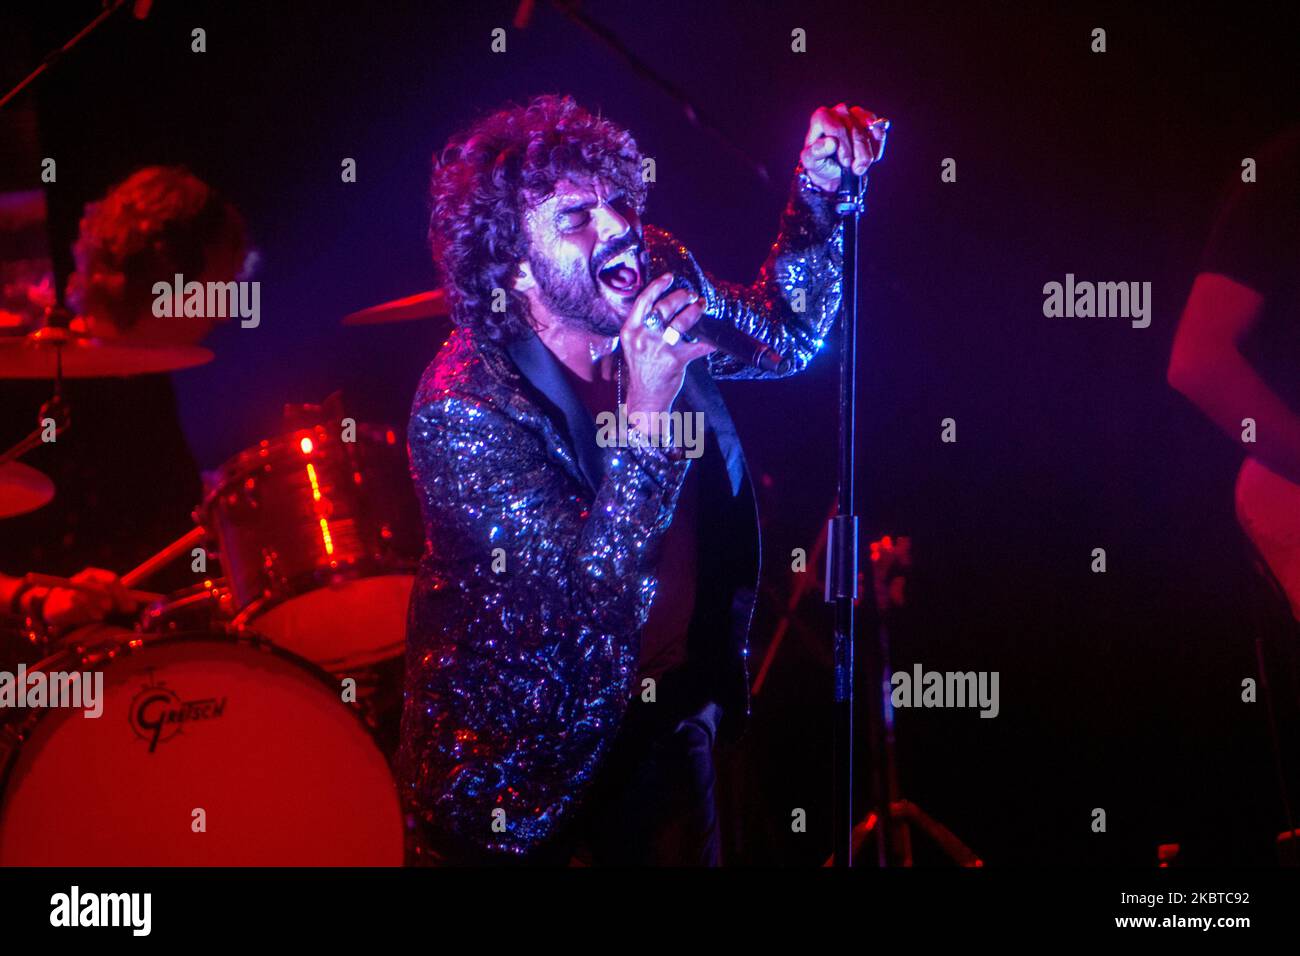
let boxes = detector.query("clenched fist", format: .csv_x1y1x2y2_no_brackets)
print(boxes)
801,103,890,194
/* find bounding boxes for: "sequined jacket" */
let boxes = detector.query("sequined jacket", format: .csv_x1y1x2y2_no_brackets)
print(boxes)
400,170,844,861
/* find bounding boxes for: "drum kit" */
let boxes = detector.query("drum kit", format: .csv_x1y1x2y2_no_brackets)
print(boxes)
0,290,449,865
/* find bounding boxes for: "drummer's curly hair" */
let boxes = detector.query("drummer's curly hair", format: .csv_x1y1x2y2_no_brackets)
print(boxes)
67,166,247,330
428,95,648,342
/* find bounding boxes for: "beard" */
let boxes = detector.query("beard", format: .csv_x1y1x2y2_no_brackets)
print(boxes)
528,236,640,337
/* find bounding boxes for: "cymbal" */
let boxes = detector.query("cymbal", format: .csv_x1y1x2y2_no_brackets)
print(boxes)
0,461,54,518
0,328,213,379
342,288,449,326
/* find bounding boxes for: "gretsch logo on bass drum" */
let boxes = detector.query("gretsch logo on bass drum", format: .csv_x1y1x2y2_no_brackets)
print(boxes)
129,672,227,753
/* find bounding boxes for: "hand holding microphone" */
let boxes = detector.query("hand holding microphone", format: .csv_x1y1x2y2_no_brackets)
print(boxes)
644,270,790,374
619,274,714,425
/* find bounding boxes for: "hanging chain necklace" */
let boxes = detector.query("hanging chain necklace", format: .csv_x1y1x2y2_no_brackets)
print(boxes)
588,336,623,410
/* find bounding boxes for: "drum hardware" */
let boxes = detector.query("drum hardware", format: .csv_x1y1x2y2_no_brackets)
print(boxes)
0,616,49,675
137,581,236,635
1,305,215,523
0,372,68,521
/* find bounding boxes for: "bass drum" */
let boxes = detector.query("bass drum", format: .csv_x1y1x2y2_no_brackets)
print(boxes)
0,630,403,866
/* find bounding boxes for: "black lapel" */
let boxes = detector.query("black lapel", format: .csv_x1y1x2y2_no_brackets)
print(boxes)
504,334,746,499
682,361,745,497
504,333,605,493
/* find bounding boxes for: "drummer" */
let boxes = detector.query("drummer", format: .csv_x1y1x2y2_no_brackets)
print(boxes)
0,166,248,633
0,569,137,632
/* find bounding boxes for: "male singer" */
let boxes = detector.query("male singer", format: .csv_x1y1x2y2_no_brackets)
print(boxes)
400,94,887,865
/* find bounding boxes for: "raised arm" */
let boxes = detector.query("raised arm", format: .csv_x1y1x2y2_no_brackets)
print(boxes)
647,102,888,380
644,174,841,381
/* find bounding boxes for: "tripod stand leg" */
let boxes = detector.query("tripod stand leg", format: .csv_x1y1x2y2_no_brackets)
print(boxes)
824,803,981,867
890,801,982,867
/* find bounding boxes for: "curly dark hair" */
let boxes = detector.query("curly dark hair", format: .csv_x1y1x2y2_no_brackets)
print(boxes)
428,95,648,343
67,166,247,330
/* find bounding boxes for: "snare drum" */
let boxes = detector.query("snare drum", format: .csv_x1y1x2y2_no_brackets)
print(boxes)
201,422,421,672
0,628,403,865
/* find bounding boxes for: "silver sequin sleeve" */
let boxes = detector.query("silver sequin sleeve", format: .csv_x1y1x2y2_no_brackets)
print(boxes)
647,165,845,380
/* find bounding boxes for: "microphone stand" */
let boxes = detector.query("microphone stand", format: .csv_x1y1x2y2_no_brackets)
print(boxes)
826,170,868,866
824,166,981,869
0,1,139,113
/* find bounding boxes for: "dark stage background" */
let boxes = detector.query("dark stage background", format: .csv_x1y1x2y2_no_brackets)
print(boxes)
6,1,1299,865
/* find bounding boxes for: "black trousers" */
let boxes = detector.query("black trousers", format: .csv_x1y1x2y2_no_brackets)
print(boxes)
574,695,723,866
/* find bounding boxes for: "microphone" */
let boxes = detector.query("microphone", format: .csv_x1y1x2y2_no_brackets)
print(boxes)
657,272,790,374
